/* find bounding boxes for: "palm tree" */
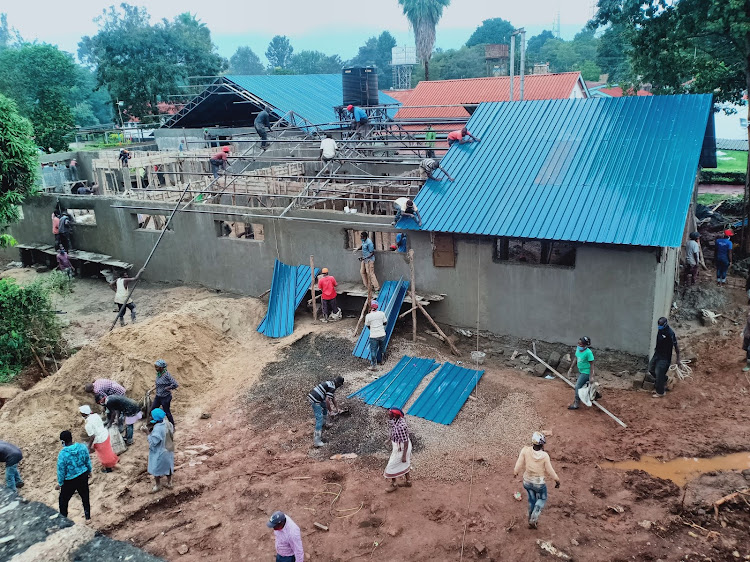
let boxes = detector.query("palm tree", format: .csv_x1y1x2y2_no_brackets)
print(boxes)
398,0,450,81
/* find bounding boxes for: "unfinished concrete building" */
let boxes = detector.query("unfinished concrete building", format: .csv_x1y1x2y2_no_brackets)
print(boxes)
3,72,716,355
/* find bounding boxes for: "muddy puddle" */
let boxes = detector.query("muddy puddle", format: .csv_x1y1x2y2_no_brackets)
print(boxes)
603,452,750,486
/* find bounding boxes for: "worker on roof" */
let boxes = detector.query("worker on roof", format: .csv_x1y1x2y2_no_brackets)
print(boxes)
425,124,436,158
353,231,380,295
392,197,422,227
347,104,369,138
419,157,454,185
254,105,272,151
317,268,342,323
447,126,480,147
209,146,230,180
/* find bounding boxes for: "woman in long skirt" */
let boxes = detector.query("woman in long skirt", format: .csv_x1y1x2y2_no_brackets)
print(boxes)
383,408,412,492
79,405,118,472
148,408,175,493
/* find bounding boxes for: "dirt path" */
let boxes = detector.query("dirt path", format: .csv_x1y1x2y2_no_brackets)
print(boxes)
1,268,749,561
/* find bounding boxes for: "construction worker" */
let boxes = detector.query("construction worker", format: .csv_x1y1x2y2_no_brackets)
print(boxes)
58,211,74,252
392,197,422,227
648,317,680,399
56,248,74,279
267,511,304,561
0,440,24,492
447,126,480,146
118,149,131,167
210,146,230,179
307,376,344,447
109,269,142,326
425,124,436,158
513,432,560,529
56,430,92,524
419,158,454,184
684,232,700,286
715,229,733,286
96,394,142,446
347,104,369,138
365,301,388,371
390,233,407,253
319,133,338,163
317,268,342,323
567,336,594,410
255,106,272,150
353,231,379,294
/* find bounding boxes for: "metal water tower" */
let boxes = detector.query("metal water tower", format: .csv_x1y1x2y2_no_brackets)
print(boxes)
391,46,417,90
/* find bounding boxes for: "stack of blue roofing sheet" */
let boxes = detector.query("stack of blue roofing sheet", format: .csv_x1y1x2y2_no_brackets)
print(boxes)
347,356,439,409
352,278,409,360
257,259,320,338
407,363,484,425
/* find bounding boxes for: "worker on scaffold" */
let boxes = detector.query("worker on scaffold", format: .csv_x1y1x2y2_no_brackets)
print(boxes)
347,104,369,139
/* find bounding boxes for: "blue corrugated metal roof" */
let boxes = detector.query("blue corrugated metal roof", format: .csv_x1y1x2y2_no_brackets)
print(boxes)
407,363,484,425
403,94,714,248
225,74,400,129
347,356,438,409
353,278,409,360
258,259,319,338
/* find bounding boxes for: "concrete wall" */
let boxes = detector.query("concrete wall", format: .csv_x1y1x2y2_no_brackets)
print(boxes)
4,194,667,355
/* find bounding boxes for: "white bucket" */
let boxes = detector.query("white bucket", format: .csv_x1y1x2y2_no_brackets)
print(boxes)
470,351,486,365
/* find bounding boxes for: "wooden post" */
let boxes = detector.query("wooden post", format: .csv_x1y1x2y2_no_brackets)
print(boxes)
408,249,417,342
354,284,373,336
526,350,627,428
416,300,460,356
310,255,317,321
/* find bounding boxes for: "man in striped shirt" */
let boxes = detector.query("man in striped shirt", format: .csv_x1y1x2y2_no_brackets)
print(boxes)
84,379,126,398
307,376,344,448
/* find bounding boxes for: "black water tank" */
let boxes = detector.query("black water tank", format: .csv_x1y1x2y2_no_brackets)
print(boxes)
342,67,379,107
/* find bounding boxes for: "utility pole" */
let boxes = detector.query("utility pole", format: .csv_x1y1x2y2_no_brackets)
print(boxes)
519,29,526,101
510,29,525,102
509,34,515,102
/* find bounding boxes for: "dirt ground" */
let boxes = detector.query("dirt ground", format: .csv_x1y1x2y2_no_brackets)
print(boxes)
1,265,749,562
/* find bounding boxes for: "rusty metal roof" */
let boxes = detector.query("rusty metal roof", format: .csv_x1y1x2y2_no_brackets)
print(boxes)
403,94,714,247
395,72,587,120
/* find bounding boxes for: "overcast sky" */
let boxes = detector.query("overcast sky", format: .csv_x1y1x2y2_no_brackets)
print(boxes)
4,0,595,63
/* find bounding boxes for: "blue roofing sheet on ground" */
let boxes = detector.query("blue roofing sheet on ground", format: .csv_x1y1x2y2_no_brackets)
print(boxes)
257,259,319,338
352,278,409,360
403,94,714,248
347,356,439,409
225,74,400,129
407,363,484,425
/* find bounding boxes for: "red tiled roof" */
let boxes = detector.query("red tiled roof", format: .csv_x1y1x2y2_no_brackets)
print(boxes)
598,86,652,97
382,89,414,104
395,72,586,119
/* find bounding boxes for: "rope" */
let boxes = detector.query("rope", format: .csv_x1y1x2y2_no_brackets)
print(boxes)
669,359,692,380
459,244,482,562
310,483,364,519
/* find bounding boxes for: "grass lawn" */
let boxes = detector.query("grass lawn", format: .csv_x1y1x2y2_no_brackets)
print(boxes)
715,150,748,173
697,193,742,205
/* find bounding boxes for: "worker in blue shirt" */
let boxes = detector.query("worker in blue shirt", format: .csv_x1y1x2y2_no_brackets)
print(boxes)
353,231,380,294
390,233,408,253
254,105,272,150
715,229,733,285
347,104,369,138
56,430,92,522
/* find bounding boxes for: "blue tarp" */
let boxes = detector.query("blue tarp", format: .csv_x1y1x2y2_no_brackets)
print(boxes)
257,259,320,338
347,356,439,409
407,363,484,425
352,278,409,360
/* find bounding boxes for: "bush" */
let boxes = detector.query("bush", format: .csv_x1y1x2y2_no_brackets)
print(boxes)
0,277,66,382
700,170,746,185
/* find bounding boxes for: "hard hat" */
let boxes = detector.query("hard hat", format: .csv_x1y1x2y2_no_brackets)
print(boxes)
222,146,230,152
321,267,329,274
347,105,354,111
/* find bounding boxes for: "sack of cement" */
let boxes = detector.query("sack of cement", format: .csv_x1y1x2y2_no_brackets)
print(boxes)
109,425,127,454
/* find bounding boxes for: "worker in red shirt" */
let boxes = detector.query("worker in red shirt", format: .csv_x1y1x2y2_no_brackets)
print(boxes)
210,146,230,179
317,268,342,323
52,210,61,249
447,126,480,147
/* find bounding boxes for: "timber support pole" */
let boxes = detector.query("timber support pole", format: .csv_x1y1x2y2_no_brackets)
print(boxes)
310,255,317,321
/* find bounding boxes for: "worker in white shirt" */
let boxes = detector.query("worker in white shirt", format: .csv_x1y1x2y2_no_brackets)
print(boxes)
365,301,388,371
392,197,422,227
319,134,338,163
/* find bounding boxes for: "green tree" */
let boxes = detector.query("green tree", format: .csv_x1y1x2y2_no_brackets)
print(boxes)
596,25,629,83
577,60,602,82
0,94,37,249
69,67,114,127
526,30,555,64
539,39,578,72
265,35,293,69
0,44,77,151
228,46,265,74
349,31,398,89
397,0,451,81
592,0,750,247
466,17,515,47
412,45,486,81
288,50,343,74
79,4,226,120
